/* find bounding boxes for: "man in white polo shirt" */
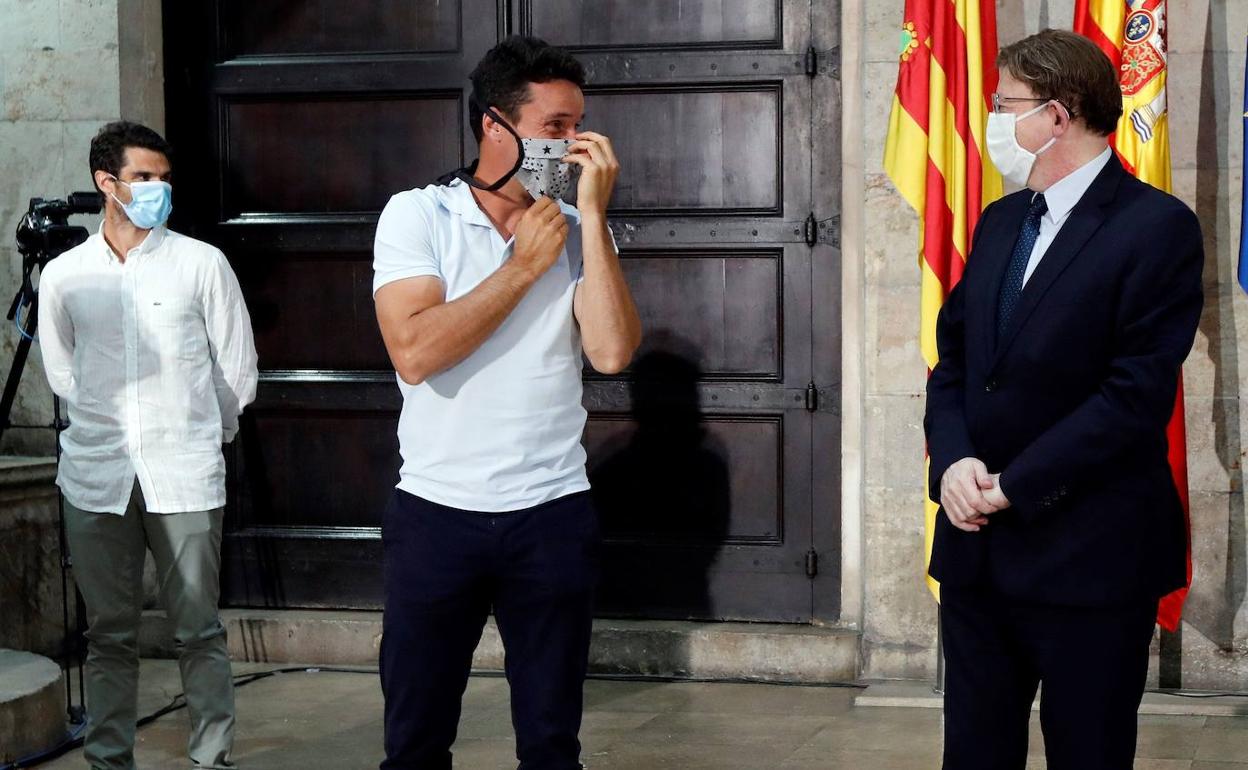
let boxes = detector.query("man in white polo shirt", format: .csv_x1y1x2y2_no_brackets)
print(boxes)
372,36,641,770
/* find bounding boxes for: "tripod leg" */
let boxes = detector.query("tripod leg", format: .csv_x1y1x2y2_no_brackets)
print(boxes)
0,297,36,446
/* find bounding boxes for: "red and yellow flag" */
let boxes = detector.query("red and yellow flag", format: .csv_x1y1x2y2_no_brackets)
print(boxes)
884,0,1002,599
1075,0,1189,632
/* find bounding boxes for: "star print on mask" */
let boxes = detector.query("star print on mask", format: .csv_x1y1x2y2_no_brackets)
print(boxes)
517,138,576,200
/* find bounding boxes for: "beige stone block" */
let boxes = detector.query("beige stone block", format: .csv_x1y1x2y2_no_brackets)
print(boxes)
0,0,61,51
2,46,118,121
866,284,926,394
864,174,921,288
863,61,901,176
1183,490,1246,652
864,0,907,65
862,485,938,647
1168,50,1243,173
862,639,938,681
0,122,65,219
997,0,1076,47
864,393,928,489
1183,396,1242,494
1187,285,1248,397
60,0,120,50
1170,0,1248,55
62,120,105,193
1169,0,1212,55
1170,165,1243,291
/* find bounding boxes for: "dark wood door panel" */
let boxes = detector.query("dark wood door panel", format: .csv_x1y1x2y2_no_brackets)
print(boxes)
222,535,384,609
615,250,782,379
223,94,463,216
235,252,390,371
587,415,783,544
583,85,782,214
222,0,463,57
234,409,400,529
597,551,808,622
525,0,781,49
591,408,813,622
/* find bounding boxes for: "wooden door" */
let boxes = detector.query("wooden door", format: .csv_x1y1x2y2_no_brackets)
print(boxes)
163,0,840,622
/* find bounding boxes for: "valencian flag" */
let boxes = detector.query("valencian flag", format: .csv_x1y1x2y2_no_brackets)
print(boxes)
1075,0,1188,631
884,0,1002,599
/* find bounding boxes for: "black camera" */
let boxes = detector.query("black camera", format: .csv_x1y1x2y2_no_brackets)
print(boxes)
15,192,103,267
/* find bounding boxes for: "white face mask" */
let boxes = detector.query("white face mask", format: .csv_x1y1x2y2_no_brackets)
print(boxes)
986,101,1060,187
516,138,576,200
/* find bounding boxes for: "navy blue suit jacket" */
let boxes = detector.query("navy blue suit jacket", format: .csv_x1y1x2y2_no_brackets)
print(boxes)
925,156,1204,607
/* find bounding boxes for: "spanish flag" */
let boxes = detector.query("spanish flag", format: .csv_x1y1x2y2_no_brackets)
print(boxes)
1075,0,1188,632
884,0,1002,599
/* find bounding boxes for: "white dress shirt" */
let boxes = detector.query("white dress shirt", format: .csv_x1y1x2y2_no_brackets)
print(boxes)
1023,147,1113,286
37,225,258,514
373,180,590,512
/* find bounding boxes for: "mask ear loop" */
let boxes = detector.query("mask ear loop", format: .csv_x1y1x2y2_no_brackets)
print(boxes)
439,94,527,191
1034,100,1070,156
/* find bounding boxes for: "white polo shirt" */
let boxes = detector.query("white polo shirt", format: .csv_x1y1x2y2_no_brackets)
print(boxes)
372,179,590,512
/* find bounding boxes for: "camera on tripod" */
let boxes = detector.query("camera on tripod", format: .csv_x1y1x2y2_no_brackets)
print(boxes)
1,192,102,443
15,192,103,269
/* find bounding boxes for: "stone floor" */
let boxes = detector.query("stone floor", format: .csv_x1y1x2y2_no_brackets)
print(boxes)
34,660,1248,769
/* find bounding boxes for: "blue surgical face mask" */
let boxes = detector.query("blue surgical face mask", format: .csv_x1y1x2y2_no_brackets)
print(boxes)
109,176,173,229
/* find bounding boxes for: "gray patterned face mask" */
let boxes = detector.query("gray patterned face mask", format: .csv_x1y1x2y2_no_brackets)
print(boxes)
516,138,575,200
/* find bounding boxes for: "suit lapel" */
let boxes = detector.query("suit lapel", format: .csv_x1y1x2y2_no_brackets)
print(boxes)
971,194,1029,367
990,157,1126,367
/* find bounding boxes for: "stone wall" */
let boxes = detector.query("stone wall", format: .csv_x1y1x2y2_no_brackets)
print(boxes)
0,458,70,658
0,0,162,458
846,0,1248,687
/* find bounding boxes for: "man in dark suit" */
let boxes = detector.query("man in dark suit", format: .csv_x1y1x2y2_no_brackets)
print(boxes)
925,29,1204,769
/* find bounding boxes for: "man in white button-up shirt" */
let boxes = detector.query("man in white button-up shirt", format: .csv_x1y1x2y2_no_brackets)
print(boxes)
38,121,257,770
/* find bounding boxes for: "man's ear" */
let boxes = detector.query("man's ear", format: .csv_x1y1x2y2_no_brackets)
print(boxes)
1052,102,1074,136
482,109,505,143
94,170,116,196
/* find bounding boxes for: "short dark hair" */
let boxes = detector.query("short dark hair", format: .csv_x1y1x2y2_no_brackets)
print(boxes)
468,36,586,143
997,29,1123,136
88,121,173,191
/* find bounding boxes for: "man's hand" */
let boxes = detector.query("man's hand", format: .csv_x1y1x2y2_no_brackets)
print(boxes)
563,131,620,217
940,457,1004,532
983,473,1011,510
512,196,568,280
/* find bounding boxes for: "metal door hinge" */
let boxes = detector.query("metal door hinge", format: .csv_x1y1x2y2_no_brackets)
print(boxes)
805,548,819,578
804,213,817,247
804,381,819,412
805,46,841,79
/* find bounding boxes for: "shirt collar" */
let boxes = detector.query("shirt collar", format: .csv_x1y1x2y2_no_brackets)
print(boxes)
95,222,167,262
1037,146,1113,224
440,177,582,228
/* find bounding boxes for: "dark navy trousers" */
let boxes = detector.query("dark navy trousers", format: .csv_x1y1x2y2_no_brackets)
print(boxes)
379,488,599,770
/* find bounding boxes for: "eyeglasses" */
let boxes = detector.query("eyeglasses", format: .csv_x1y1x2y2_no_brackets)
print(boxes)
991,93,1051,113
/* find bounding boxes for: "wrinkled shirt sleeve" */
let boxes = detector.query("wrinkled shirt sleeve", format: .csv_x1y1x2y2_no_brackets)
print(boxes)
37,267,77,403
204,250,258,443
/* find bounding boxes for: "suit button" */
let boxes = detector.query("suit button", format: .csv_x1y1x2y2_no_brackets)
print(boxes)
984,380,998,393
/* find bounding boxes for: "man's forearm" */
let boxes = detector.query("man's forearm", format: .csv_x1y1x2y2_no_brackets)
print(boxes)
393,262,539,384
577,214,641,373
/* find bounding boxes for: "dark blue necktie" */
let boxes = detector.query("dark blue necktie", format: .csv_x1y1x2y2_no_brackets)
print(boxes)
996,193,1048,341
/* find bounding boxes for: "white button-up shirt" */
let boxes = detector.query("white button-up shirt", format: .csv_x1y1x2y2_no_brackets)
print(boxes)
1023,147,1113,286
37,225,258,514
